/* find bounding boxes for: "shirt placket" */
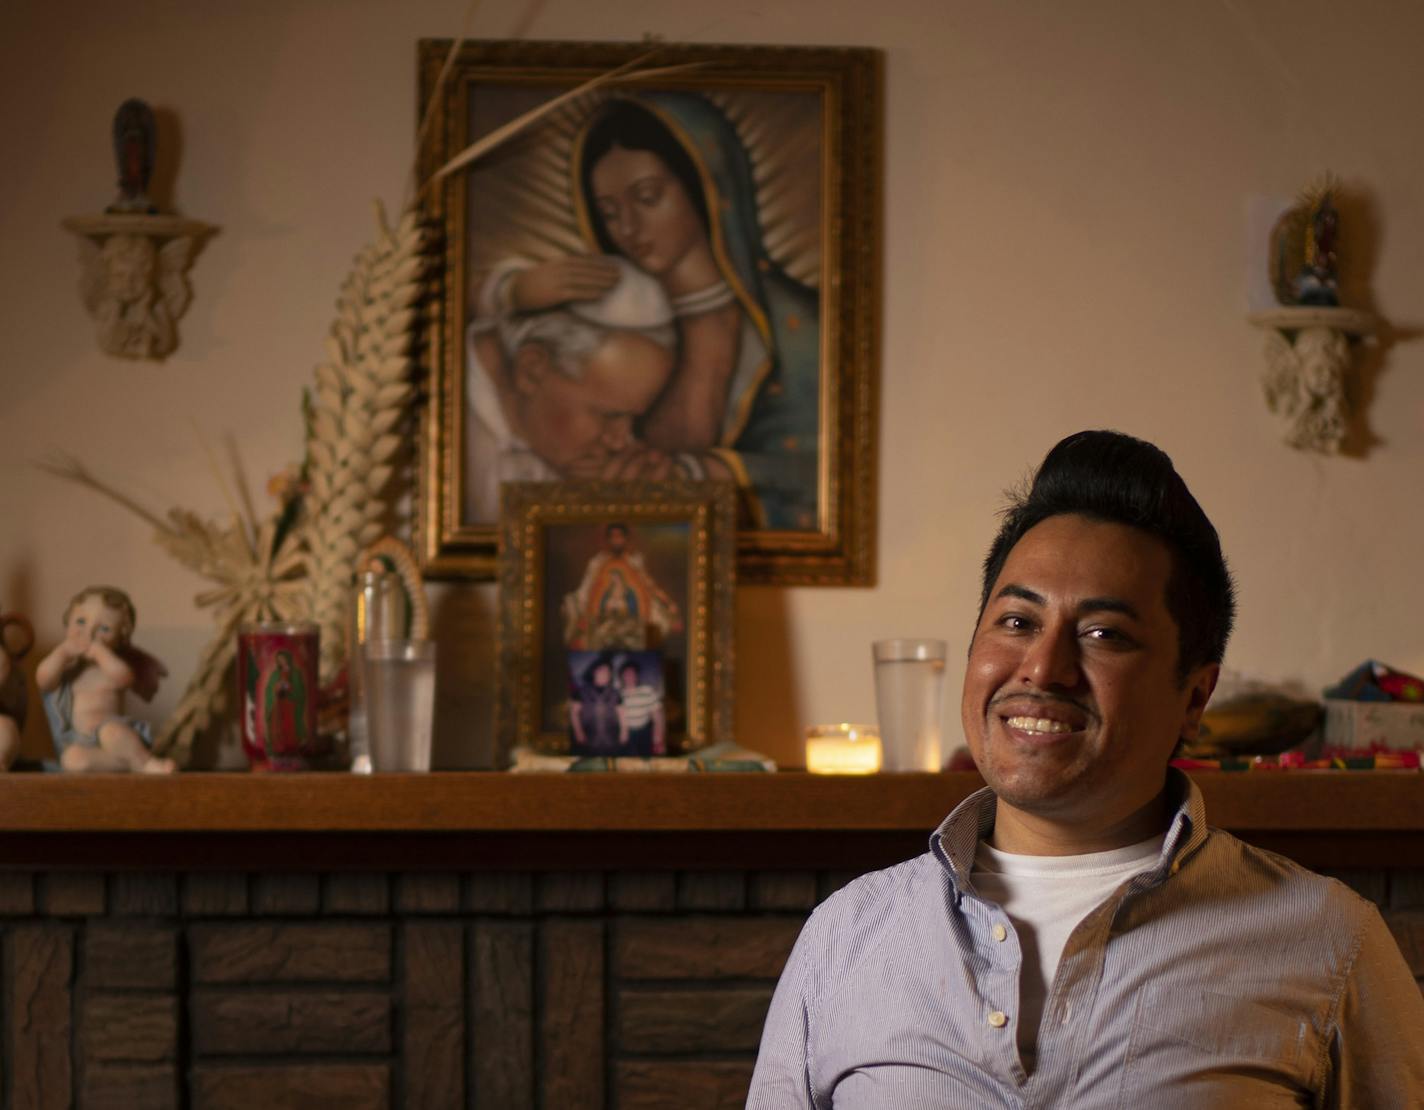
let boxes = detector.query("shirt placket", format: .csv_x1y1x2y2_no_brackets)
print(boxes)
1024,898,1116,1108
958,890,1030,1093
1024,864,1179,1108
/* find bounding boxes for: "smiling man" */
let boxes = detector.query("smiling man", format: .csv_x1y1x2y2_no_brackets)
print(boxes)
748,430,1424,1108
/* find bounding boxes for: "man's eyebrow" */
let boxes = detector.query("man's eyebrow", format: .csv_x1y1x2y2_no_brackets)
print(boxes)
994,584,1044,605
1077,597,1141,620
993,585,1142,621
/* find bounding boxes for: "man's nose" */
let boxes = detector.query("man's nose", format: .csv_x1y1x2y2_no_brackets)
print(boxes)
1019,624,1080,690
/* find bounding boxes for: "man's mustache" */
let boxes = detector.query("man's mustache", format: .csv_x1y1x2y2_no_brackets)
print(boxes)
988,690,1096,720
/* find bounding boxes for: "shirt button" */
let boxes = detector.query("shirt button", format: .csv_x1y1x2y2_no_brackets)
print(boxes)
987,1010,1008,1028
991,923,1008,942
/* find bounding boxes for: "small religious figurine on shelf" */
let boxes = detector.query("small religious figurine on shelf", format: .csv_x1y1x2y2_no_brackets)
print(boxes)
109,98,158,215
1294,186,1340,306
35,586,175,773
1254,173,1370,453
0,608,36,771
1271,175,1342,308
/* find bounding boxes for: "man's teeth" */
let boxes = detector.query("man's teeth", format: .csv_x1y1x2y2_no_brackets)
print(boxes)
1005,716,1074,734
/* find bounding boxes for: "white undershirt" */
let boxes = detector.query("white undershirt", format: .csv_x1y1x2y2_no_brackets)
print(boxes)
970,834,1164,1067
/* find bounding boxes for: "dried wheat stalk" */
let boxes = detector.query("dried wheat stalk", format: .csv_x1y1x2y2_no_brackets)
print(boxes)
298,200,427,679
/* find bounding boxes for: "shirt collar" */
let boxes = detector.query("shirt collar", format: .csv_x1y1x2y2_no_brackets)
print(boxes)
930,767,1209,899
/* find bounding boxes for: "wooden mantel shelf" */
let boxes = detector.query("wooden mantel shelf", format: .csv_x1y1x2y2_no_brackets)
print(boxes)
19,771,970,833
0,772,1417,871
0,770,1417,833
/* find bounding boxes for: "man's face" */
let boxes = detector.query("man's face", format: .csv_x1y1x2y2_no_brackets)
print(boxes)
960,514,1217,831
606,526,629,554
514,331,672,473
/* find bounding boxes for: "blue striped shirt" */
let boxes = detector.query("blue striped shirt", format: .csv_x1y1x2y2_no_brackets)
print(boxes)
748,770,1424,1108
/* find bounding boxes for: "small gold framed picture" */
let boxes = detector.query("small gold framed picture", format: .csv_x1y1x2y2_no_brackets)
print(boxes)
495,480,736,762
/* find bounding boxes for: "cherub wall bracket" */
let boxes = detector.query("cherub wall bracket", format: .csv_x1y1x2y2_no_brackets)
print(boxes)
1248,306,1375,454
62,99,214,360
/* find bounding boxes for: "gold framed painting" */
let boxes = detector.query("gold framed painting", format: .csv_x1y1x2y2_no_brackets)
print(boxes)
416,39,881,584
495,480,736,762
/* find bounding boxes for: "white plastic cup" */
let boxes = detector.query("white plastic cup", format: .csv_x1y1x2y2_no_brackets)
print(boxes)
363,638,436,772
872,638,948,771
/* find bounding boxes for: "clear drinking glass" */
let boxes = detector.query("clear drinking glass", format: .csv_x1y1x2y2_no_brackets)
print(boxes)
872,638,948,771
363,638,436,772
348,569,410,773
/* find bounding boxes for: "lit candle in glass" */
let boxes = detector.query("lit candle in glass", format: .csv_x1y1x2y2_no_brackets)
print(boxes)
805,723,883,774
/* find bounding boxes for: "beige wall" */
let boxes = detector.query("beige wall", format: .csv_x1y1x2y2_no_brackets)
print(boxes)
4,0,1422,768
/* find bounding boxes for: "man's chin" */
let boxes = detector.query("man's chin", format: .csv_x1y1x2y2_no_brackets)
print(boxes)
977,756,1084,813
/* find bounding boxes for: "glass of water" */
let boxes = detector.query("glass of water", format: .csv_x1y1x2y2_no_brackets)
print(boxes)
363,638,436,772
872,639,948,771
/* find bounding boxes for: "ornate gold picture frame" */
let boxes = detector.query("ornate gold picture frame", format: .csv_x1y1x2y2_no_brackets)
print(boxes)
495,480,736,762
416,40,881,584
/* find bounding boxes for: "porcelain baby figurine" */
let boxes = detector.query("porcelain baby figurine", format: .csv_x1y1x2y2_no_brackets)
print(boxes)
35,586,174,773
0,608,35,770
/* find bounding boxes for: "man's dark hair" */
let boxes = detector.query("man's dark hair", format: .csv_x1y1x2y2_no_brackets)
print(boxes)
978,430,1235,681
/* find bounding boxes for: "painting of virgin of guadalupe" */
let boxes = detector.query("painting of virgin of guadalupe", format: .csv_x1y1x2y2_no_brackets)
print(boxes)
420,42,880,584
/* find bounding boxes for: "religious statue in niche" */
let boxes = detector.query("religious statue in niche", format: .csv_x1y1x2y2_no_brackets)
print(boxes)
62,98,213,361
1252,176,1374,454
34,585,175,773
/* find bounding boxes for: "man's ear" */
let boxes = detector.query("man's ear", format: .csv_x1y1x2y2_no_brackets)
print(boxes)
1180,662,1220,743
512,344,550,397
